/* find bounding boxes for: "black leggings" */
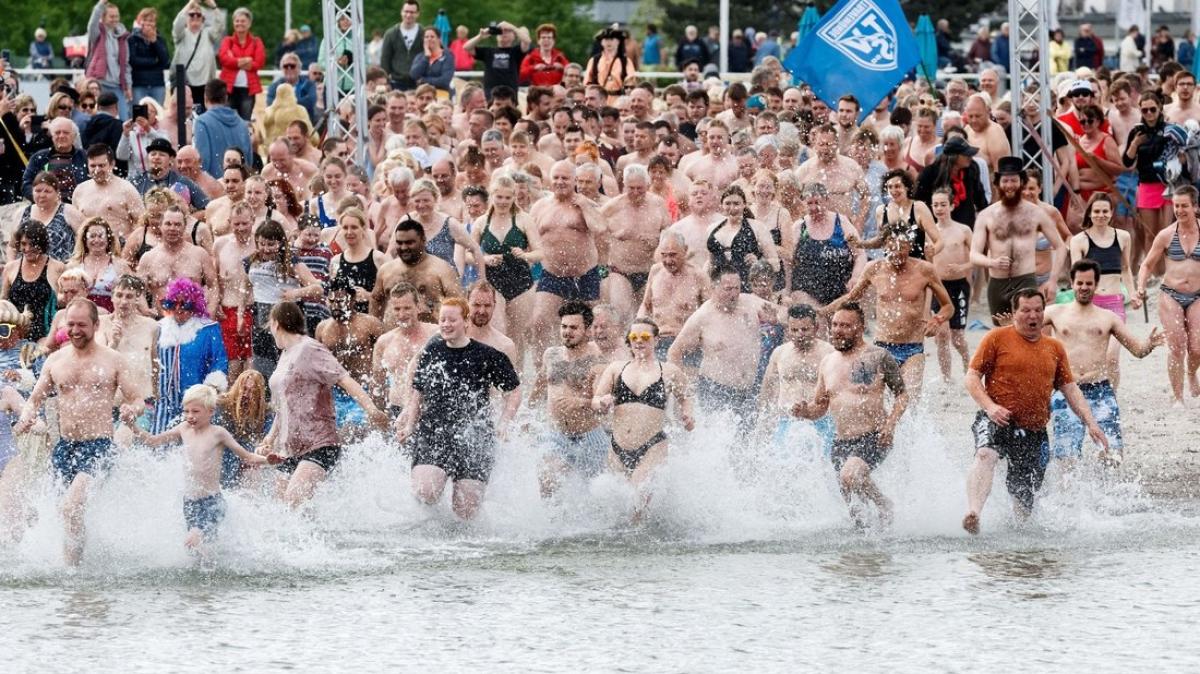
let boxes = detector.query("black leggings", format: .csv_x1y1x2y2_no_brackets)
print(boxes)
229,86,254,121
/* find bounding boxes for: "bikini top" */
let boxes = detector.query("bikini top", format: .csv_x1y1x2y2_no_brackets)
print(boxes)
1084,230,1123,275
613,362,667,410
1166,227,1200,262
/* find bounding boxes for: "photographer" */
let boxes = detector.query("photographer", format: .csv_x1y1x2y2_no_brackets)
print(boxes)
0,93,35,205
464,21,531,100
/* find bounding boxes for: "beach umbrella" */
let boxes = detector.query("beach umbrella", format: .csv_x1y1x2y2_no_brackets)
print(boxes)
915,14,937,82
797,5,821,44
434,9,452,46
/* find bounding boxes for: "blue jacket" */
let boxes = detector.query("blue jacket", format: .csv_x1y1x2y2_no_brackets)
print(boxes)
410,53,454,92
267,76,318,124
990,34,1010,68
128,29,171,87
193,105,252,177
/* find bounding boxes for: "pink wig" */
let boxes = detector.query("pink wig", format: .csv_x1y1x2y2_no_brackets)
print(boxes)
164,277,209,318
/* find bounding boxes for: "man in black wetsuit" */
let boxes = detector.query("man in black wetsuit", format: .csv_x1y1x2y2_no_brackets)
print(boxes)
397,296,521,520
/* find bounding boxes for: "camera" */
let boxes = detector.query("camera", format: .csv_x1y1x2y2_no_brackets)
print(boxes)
487,23,501,36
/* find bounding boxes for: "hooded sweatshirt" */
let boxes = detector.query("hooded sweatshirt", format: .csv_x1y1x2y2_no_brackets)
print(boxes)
86,0,131,89
193,104,252,176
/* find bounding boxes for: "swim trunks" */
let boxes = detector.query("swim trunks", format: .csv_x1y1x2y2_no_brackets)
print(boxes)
219,306,253,360
971,410,1049,510
1049,380,1124,459
333,386,366,427
536,266,602,302
275,444,343,474
609,268,650,296
655,335,702,368
874,341,925,367
831,432,890,472
409,425,496,482
932,277,970,330
183,492,226,536
987,273,1039,323
52,437,115,484
696,376,757,432
774,416,835,456
546,426,611,477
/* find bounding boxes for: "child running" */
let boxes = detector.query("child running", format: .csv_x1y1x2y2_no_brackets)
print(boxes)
929,188,974,381
131,384,280,549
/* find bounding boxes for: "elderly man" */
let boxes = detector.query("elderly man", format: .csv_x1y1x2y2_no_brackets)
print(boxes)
267,52,318,122
964,94,1011,172
260,139,318,196
22,118,89,203
175,144,225,198
131,138,211,211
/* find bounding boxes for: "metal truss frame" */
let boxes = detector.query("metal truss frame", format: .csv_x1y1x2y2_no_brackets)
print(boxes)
322,0,369,165
1009,0,1055,202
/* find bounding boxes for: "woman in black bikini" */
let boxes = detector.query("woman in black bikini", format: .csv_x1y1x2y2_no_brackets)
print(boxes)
592,318,694,516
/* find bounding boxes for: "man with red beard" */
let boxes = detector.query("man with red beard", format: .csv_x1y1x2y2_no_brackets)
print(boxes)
970,157,1065,325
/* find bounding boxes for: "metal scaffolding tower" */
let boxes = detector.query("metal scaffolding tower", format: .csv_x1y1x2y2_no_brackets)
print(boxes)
322,0,369,165
1008,0,1055,202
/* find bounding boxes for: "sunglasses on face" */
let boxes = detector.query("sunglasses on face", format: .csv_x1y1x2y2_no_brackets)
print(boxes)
0,323,16,339
283,64,297,69
188,12,202,17
81,103,96,110
1141,106,1159,113
627,331,655,343
161,299,196,312
57,104,72,111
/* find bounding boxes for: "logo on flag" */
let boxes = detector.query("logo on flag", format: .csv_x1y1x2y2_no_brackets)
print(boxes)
816,0,900,71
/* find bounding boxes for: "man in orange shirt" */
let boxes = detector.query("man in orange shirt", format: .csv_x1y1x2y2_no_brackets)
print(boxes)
962,289,1108,535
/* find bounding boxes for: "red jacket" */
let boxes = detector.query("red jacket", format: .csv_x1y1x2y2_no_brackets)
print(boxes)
218,33,267,95
519,48,569,86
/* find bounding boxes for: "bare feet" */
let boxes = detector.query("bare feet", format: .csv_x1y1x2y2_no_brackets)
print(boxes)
962,511,980,535
1189,371,1200,398
185,529,202,549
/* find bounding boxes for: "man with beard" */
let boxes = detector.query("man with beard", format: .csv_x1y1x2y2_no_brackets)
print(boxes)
131,139,211,211
758,304,835,456
260,140,318,198
616,122,658,175
794,124,870,229
962,289,1107,535
285,120,323,165
590,304,632,362
792,303,909,528
1165,71,1200,124
175,145,225,199
316,277,385,439
600,165,671,321
369,167,414,252
528,160,607,362
397,297,522,521
1043,260,1163,468
684,120,738,191
970,157,1065,325
371,219,460,323
213,202,257,380
464,282,518,366
641,231,709,367
430,158,464,221
73,144,145,238
205,164,248,238
16,299,144,565
136,204,219,309
834,95,860,152
532,301,609,496
823,234,953,400
371,282,438,418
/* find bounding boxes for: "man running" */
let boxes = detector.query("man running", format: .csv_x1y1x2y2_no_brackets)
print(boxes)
758,304,835,456
962,289,1108,534
15,299,144,565
792,303,909,527
599,165,672,321
213,202,257,380
929,188,974,381
464,282,518,367
371,282,438,418
315,277,385,440
1044,260,1164,466
371,219,461,323
640,232,709,369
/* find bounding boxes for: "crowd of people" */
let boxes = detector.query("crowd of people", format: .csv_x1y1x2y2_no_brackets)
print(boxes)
0,2,1197,565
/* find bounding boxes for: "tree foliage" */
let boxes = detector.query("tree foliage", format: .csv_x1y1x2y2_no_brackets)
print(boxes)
2,1,602,69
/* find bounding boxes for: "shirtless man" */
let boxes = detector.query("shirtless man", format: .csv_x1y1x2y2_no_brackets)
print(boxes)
668,266,778,432
1165,71,1200,125
370,167,414,253
371,282,438,417
528,160,607,361
971,157,1065,325
73,144,144,238
591,304,632,362
261,140,319,199
793,303,909,527
370,219,461,323
1044,259,1163,467
316,278,385,439
176,145,224,199
15,300,144,565
964,94,1012,172
600,165,672,321
929,188,975,381
213,202,257,379
286,120,323,165
640,231,708,365
532,301,609,496
616,121,658,175
97,275,158,419
793,123,869,229
465,282,518,366
758,304,836,456
684,120,739,191
666,180,723,268
205,165,248,238
136,204,219,310
430,159,464,222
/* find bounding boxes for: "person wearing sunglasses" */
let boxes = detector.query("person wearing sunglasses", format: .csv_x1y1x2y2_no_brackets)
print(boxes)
150,276,228,435
592,316,693,520
265,52,317,124
172,0,226,115
1123,90,1172,271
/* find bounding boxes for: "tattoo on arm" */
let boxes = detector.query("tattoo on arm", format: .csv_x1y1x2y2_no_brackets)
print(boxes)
879,353,905,394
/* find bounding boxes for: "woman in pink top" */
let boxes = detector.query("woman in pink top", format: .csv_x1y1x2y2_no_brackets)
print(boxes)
259,302,387,507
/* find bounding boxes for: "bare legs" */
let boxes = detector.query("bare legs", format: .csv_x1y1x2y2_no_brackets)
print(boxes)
963,447,998,535
411,465,485,520
838,457,891,526
935,326,970,382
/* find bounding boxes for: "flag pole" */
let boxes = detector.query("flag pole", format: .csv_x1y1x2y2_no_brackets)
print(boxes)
719,0,729,75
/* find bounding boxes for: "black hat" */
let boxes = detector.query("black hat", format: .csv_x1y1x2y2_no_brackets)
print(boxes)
942,136,978,157
995,156,1025,176
146,138,176,157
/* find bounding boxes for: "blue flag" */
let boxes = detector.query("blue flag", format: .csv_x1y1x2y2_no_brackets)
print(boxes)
783,0,919,123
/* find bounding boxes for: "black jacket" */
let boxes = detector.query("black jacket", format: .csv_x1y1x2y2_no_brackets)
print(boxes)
128,29,171,87
82,112,123,153
915,157,989,227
